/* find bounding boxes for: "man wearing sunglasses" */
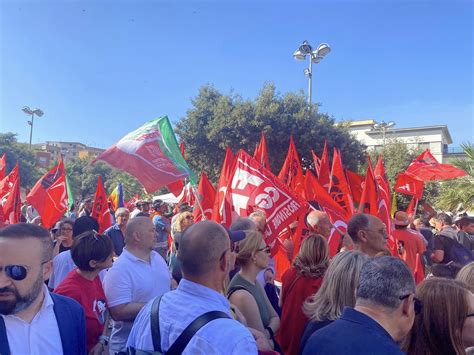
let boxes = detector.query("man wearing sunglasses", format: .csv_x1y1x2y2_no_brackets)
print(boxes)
0,223,86,355
303,256,417,355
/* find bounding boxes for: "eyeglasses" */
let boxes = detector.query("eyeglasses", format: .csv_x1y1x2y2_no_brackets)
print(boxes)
1,260,50,281
399,294,423,315
466,313,474,318
219,248,231,261
185,216,194,220
60,227,73,232
362,228,388,237
257,246,271,254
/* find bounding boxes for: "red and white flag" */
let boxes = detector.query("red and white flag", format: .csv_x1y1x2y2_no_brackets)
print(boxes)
223,150,307,249
26,159,68,229
0,154,6,180
278,135,304,196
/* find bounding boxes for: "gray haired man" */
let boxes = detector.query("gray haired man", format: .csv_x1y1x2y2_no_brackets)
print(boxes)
303,256,417,354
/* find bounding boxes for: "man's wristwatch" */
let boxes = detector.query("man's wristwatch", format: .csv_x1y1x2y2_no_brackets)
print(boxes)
98,335,109,346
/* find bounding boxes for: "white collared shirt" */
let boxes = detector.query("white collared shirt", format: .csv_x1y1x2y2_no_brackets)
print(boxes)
104,248,171,353
2,285,63,355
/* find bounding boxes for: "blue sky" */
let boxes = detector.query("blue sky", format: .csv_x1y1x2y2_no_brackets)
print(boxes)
1,0,472,149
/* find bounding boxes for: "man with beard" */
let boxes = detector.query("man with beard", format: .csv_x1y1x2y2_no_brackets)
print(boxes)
0,223,86,354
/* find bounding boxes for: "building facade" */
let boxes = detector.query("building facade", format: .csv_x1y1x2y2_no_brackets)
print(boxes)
344,120,460,163
33,141,105,166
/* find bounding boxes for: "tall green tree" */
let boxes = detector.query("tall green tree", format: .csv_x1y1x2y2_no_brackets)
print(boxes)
435,143,474,211
64,157,148,202
176,83,366,182
0,132,45,188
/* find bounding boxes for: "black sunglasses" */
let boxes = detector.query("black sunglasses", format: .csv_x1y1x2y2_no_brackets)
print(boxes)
1,260,49,281
257,246,271,254
399,294,423,315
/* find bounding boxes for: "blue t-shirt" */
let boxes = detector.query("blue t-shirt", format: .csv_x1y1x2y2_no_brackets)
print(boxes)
302,307,404,355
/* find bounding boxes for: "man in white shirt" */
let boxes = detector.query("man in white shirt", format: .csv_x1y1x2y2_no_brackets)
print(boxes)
0,223,86,354
104,216,171,354
127,220,258,354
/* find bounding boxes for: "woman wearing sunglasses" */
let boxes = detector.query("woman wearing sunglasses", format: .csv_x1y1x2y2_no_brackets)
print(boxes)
52,219,74,258
54,231,114,355
228,230,280,351
403,277,474,354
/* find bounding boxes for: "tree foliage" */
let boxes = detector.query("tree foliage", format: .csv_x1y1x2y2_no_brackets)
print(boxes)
367,139,439,212
175,83,366,183
435,142,474,211
0,132,46,188
65,157,148,202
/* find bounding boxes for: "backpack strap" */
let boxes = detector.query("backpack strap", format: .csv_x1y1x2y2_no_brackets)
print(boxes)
0,316,11,355
166,311,230,355
150,295,164,352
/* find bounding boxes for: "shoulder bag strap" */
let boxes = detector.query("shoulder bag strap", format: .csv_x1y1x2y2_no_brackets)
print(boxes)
0,316,11,355
150,295,164,352
166,311,230,355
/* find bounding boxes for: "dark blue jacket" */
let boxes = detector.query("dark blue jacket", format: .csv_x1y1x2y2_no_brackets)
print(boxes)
302,307,404,355
0,292,86,355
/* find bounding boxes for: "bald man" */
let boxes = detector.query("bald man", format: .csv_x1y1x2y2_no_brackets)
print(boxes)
128,221,257,353
306,210,332,239
104,217,171,354
347,214,389,257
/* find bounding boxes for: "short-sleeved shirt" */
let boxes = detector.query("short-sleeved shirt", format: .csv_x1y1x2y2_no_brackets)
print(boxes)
393,228,426,272
49,250,76,290
55,270,107,351
103,248,171,353
104,223,126,256
302,307,404,355
127,279,257,354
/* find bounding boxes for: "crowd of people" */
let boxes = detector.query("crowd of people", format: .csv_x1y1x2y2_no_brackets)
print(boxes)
1,197,474,355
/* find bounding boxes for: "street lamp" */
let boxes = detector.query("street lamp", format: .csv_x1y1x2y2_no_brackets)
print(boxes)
293,40,331,110
22,106,44,149
373,120,395,147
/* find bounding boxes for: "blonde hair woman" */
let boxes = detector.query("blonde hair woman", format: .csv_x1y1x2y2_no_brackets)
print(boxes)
276,234,329,355
300,251,369,352
228,230,280,350
169,211,194,283
456,261,474,293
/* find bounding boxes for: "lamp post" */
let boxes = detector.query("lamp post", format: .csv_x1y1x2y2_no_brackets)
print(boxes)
293,41,331,110
22,106,44,149
373,120,395,147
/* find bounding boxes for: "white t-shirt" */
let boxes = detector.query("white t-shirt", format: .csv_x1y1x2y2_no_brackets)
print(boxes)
2,285,63,355
104,248,171,353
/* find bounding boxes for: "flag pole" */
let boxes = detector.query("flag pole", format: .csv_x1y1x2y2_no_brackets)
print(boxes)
190,184,206,221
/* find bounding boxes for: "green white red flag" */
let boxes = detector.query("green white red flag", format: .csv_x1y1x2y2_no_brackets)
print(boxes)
95,116,197,193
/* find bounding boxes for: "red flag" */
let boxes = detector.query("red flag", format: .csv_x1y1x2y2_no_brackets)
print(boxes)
318,141,330,189
413,253,425,285
358,156,378,215
406,196,418,216
1,176,21,225
0,154,6,180
278,135,304,196
311,150,321,176
394,173,424,199
406,149,467,181
212,147,235,225
305,171,349,257
253,132,271,171
223,150,307,249
91,176,113,233
374,156,395,252
328,148,354,215
26,160,68,229
346,170,364,204
193,172,216,221
0,164,19,199
179,142,186,159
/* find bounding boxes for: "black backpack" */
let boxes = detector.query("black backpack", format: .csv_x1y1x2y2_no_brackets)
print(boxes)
128,296,230,355
438,234,474,266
